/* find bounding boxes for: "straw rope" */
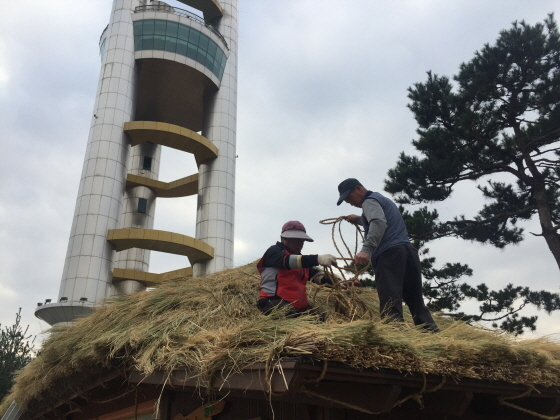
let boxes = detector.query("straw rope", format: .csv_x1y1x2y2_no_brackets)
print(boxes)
316,217,375,320
302,388,381,415
392,375,447,408
319,216,373,282
498,387,560,420
304,360,328,384
319,217,369,280
302,375,448,414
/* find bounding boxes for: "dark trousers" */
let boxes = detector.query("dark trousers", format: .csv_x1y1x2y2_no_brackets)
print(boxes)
257,296,311,318
373,243,439,332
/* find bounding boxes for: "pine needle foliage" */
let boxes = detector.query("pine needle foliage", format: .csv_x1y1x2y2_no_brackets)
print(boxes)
2,262,560,418
385,14,560,269
0,309,35,402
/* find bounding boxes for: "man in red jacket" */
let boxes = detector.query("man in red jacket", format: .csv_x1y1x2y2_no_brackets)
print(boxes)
257,221,337,317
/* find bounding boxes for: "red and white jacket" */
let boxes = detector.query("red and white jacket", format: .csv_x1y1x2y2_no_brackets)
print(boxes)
257,242,323,310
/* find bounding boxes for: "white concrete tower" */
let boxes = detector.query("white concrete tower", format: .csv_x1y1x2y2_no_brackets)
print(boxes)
35,0,237,326
194,0,238,277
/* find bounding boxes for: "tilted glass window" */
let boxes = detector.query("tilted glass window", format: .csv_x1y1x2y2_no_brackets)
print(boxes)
133,19,227,80
99,38,106,60
138,198,148,214
142,156,152,171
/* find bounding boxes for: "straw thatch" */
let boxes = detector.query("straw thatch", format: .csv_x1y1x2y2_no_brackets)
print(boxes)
2,261,560,417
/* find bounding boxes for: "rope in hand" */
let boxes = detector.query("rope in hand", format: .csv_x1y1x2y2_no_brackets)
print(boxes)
313,217,375,320
319,217,372,281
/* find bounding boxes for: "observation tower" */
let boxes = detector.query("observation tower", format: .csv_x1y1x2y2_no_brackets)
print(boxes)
35,0,238,326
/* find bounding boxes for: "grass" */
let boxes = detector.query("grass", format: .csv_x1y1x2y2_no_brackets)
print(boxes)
2,261,559,417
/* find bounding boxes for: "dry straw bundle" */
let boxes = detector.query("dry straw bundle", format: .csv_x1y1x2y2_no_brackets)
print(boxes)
2,261,560,417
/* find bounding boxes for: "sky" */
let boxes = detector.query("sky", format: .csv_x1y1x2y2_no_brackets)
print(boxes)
1,0,559,344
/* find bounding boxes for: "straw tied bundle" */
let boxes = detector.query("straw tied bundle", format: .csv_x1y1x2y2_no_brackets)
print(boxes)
3,261,560,417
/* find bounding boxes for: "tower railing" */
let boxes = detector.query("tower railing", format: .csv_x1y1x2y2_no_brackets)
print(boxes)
99,24,109,44
134,4,229,50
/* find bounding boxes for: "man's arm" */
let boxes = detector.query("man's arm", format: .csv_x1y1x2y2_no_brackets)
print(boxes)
354,200,387,266
360,199,387,255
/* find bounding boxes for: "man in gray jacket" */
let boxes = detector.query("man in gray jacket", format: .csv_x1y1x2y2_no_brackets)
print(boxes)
337,178,438,331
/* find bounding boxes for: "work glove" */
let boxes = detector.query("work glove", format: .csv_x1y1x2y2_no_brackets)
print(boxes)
310,272,326,285
317,254,337,267
312,272,338,287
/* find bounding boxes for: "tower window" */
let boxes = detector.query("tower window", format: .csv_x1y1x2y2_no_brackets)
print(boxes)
133,19,228,80
99,38,106,59
138,198,148,214
142,156,152,171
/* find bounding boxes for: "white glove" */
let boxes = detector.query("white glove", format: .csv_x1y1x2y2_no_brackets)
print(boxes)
318,254,337,267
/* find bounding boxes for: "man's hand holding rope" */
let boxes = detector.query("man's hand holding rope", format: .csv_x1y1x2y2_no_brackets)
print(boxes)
319,216,372,282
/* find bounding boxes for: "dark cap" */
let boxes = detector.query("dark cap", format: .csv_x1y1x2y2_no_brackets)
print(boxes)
280,220,314,242
337,178,362,205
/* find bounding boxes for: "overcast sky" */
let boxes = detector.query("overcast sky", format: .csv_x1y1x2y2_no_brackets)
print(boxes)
1,0,559,343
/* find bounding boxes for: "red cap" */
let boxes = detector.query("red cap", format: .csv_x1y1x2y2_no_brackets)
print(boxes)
280,221,314,242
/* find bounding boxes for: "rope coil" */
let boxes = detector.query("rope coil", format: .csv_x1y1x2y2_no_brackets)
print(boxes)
311,217,375,321
319,217,371,281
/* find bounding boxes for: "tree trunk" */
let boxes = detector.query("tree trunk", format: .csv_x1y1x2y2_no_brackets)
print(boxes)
522,149,560,271
533,185,560,271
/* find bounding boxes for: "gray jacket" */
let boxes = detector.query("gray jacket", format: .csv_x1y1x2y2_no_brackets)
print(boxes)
360,191,410,260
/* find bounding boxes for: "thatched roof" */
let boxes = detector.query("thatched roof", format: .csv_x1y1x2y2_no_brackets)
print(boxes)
2,261,560,418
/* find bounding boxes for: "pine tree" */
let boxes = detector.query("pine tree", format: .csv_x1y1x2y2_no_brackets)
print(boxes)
385,14,560,269
401,206,560,334
0,309,35,401
371,15,560,334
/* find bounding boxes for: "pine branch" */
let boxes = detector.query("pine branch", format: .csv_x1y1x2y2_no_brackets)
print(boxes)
523,127,560,152
409,205,537,240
